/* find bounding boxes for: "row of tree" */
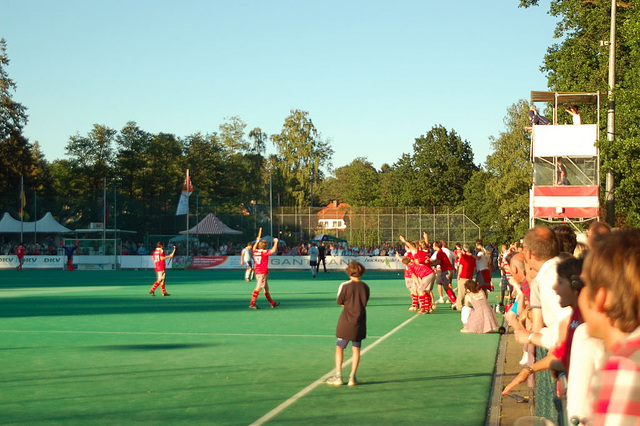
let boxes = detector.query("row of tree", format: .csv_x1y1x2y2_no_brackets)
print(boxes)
2,0,640,246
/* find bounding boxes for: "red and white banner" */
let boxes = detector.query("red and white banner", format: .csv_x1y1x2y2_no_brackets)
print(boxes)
532,186,599,218
176,170,194,216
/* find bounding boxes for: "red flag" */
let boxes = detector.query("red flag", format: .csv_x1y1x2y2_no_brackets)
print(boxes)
183,174,194,195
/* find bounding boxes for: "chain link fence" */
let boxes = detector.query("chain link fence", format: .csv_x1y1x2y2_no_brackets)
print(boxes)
263,206,481,247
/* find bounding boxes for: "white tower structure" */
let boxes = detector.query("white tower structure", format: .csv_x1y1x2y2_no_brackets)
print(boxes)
529,91,602,227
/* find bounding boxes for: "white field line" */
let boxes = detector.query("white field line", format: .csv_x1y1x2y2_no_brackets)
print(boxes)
250,315,419,426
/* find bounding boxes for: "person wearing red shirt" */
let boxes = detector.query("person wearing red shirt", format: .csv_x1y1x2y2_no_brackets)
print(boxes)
400,233,436,314
455,244,476,311
15,242,26,271
395,244,418,311
249,237,280,309
149,242,176,296
432,240,457,304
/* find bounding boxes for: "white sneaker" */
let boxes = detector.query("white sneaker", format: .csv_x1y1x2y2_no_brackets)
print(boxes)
437,297,445,303
348,376,359,386
519,351,530,366
326,374,343,386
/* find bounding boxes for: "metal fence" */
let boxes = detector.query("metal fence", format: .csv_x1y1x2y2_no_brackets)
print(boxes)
261,206,481,247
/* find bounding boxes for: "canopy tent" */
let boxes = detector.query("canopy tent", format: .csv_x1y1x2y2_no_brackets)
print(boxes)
530,91,603,105
169,234,199,243
179,213,242,235
0,212,72,233
313,234,347,243
72,228,137,236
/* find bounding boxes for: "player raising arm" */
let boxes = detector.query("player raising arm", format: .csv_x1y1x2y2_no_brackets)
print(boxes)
249,229,280,309
149,242,176,297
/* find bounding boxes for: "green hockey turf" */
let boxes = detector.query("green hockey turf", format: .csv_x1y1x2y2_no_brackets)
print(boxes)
0,269,502,425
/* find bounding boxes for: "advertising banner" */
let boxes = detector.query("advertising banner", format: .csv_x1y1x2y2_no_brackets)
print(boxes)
1,255,404,271
0,255,64,269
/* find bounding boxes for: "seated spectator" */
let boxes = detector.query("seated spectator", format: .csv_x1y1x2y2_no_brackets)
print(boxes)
461,279,499,334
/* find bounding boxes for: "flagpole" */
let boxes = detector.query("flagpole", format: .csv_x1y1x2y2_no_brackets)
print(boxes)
34,190,37,244
20,175,24,243
186,169,190,257
103,177,107,244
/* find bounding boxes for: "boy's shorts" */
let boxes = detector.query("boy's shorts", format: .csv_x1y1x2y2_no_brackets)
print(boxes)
336,338,361,349
310,260,318,267
436,270,453,286
501,276,513,292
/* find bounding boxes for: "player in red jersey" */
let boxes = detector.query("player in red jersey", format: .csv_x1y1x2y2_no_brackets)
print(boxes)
149,242,176,296
15,242,26,271
396,245,418,310
432,240,457,304
400,233,436,314
249,233,280,309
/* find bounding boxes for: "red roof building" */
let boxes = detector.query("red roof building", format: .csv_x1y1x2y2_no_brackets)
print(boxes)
317,201,350,230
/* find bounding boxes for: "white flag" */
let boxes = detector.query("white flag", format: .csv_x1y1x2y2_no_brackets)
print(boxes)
176,171,193,215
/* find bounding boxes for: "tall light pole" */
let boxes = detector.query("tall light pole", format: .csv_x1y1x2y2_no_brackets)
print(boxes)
605,0,617,226
269,169,273,238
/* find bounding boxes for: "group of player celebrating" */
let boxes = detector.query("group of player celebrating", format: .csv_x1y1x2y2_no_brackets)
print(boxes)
396,232,457,314
395,232,495,316
148,229,492,316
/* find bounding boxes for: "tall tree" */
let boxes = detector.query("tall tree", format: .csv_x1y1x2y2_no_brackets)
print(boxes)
219,116,249,154
115,121,152,199
483,101,533,242
64,124,116,222
248,127,267,155
271,109,333,207
320,158,380,206
0,38,44,211
393,125,478,206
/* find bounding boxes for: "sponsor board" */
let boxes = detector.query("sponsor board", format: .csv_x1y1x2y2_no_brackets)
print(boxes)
0,255,404,270
77,263,115,270
0,256,64,269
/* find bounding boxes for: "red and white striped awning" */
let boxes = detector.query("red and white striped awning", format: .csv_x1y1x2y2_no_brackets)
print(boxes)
179,213,242,235
532,186,599,218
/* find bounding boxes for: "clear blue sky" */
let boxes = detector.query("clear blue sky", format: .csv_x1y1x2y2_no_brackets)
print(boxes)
1,0,557,171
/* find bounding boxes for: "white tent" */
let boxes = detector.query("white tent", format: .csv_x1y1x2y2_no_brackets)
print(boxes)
0,212,72,233
179,213,242,235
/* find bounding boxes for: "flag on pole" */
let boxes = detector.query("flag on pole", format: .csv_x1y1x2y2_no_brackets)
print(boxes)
19,177,26,218
101,197,109,222
176,170,193,215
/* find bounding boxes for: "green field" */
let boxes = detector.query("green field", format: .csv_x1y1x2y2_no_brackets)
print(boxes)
0,269,501,425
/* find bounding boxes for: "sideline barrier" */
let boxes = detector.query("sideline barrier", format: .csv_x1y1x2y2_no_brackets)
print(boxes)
170,255,404,271
1,255,118,270
1,255,404,270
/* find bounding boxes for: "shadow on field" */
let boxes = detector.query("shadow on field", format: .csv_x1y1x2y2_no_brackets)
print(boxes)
364,371,493,385
87,343,217,351
0,296,337,318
